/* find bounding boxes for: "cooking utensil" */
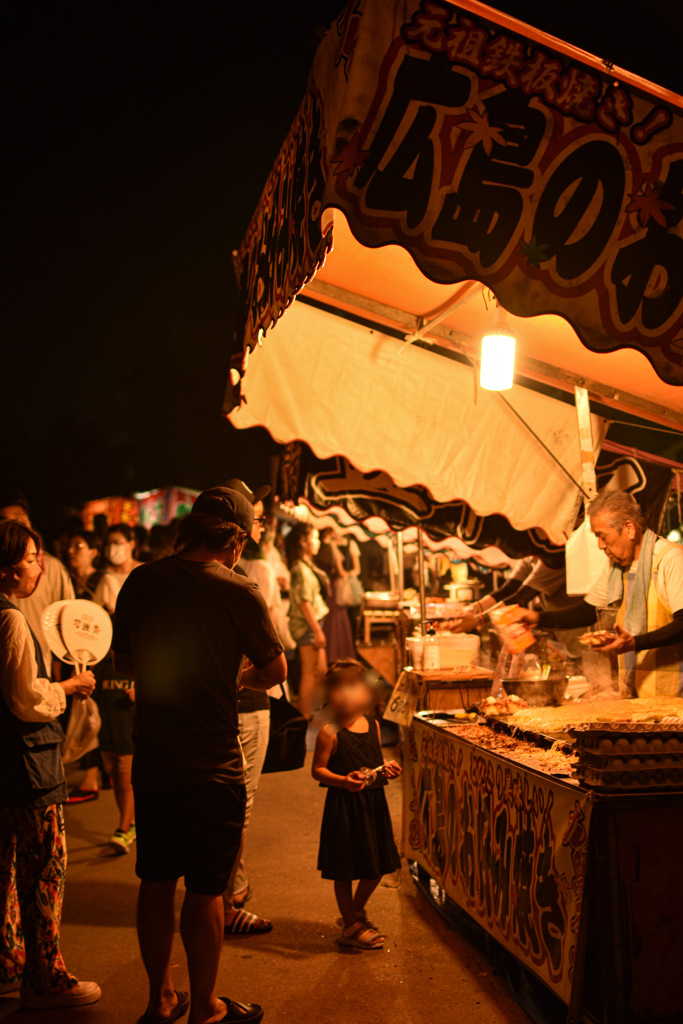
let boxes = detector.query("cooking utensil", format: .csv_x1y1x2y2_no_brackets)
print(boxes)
501,676,568,707
363,592,400,610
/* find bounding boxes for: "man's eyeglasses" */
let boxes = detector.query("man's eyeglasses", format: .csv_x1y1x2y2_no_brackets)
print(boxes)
254,517,267,527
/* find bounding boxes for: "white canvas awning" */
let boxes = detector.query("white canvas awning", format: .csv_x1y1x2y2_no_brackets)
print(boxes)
231,299,606,546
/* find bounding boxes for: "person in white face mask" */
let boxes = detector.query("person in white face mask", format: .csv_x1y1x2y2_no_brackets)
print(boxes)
93,524,141,614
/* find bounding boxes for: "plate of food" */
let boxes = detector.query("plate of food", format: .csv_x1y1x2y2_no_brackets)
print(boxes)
578,629,617,648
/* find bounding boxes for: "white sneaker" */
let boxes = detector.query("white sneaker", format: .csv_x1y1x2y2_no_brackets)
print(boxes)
108,824,136,854
22,980,102,1009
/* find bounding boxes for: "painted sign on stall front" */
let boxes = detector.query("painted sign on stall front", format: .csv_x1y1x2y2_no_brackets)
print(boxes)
404,717,593,1004
232,0,683,391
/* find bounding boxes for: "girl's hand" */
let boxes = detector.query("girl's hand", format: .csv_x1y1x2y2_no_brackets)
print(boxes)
383,760,402,779
344,771,366,792
127,685,136,703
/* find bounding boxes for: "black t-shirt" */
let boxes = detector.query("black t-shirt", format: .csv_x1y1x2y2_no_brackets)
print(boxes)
112,555,283,786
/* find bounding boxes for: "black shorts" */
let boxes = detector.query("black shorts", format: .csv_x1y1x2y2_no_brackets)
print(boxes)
134,781,246,895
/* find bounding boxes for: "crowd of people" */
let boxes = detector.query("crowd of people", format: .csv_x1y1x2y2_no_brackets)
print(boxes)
0,482,402,1024
5,477,679,1022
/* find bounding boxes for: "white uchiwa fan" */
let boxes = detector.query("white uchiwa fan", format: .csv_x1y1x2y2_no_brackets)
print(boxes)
41,599,113,765
42,599,113,672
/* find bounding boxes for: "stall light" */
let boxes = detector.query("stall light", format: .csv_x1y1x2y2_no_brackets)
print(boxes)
480,310,516,391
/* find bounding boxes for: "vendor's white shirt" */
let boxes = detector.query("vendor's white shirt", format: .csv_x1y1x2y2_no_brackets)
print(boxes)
509,557,535,584
585,538,683,613
0,607,67,722
507,556,571,610
20,552,75,669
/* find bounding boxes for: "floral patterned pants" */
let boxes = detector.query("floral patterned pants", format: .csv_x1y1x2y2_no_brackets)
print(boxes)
0,804,76,996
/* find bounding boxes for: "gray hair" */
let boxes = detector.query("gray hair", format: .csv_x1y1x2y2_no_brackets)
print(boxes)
588,490,647,532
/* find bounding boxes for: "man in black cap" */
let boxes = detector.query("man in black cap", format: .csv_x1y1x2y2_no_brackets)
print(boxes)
112,487,286,1024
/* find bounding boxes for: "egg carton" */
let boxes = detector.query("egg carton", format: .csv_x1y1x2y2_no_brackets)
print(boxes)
578,765,683,791
576,736,683,759
578,751,683,772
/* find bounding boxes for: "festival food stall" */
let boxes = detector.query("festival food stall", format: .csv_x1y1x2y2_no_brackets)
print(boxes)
224,0,683,1018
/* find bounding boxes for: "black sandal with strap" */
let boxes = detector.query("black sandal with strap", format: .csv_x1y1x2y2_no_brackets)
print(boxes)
217,998,264,1023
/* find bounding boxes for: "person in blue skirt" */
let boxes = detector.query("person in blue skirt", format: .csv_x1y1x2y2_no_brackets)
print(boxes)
312,659,402,951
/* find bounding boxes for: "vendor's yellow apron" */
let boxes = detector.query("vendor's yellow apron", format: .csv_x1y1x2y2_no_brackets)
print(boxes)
616,542,683,697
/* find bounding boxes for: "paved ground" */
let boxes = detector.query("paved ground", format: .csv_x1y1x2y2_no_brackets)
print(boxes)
0,751,532,1024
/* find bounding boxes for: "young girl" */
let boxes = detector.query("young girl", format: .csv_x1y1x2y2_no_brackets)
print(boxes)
312,659,402,950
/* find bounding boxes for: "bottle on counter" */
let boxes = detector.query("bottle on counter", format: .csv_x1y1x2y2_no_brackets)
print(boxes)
423,625,441,670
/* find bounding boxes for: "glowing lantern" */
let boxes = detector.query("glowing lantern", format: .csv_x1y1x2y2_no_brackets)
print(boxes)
480,311,516,391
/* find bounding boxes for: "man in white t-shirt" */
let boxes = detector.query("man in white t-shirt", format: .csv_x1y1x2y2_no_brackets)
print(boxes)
522,491,683,696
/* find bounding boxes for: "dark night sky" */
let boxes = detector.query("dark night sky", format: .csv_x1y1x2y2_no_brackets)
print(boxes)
6,1,683,533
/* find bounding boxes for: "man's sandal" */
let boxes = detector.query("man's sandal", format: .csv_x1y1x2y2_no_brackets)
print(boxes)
136,990,189,1024
216,998,264,1023
223,909,273,936
338,921,384,950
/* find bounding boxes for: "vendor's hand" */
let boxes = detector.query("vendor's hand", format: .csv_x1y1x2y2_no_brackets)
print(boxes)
313,627,327,650
383,759,402,779
436,611,477,633
513,608,540,627
344,771,366,792
451,612,479,634
61,671,96,699
595,625,636,655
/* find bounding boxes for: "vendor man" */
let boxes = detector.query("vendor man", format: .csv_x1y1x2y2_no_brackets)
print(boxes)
520,490,683,697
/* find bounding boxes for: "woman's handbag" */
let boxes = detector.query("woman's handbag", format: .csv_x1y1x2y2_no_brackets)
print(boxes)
62,696,101,765
261,684,308,774
334,575,364,607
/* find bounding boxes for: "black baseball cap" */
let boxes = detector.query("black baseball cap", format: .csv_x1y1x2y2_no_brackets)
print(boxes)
222,478,270,506
192,487,254,535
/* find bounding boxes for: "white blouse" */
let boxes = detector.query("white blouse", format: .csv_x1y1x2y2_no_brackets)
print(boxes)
0,608,66,722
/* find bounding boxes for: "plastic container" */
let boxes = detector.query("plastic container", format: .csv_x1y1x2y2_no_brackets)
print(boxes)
406,635,424,671
489,605,536,654
437,633,480,668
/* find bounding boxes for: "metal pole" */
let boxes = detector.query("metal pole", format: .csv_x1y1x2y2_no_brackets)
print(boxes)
397,531,404,602
417,527,427,632
387,536,396,593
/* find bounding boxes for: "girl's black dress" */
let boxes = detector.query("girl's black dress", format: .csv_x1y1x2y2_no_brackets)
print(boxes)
317,714,401,881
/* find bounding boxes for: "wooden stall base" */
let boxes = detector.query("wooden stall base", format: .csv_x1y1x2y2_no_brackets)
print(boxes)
418,668,493,712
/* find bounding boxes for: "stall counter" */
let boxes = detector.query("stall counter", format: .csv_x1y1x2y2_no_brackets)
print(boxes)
403,712,683,1023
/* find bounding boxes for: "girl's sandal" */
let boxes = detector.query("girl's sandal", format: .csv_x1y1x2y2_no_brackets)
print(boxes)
338,921,384,950
336,910,386,941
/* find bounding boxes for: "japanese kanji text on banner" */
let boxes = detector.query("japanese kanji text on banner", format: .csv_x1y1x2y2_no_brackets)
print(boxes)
403,716,594,1004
